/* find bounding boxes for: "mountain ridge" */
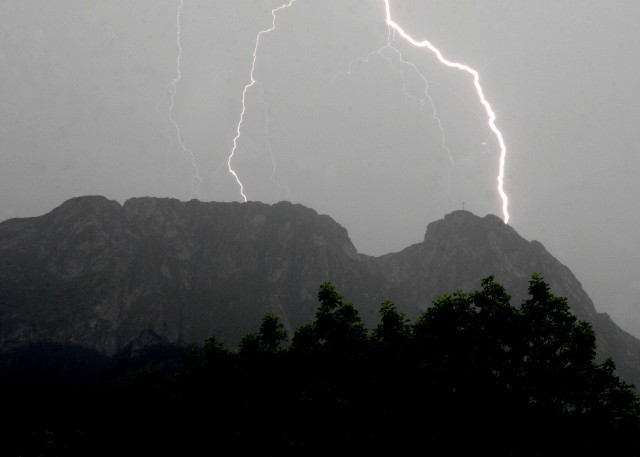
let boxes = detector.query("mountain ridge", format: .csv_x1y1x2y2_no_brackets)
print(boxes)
1,195,639,386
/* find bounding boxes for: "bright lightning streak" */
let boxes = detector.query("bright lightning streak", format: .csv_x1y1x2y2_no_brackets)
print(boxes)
229,0,298,203
382,0,510,223
168,0,202,200
227,0,510,221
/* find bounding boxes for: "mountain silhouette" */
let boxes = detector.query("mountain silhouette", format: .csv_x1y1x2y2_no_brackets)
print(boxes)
1,195,639,386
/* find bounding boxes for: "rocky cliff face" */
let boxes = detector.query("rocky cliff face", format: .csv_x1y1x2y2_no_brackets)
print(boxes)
0,196,391,354
367,210,640,385
1,196,639,386
370,210,598,321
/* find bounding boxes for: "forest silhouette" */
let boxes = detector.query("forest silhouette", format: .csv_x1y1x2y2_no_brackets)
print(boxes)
4,275,640,456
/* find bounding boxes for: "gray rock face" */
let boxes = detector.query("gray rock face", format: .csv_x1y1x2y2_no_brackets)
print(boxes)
0,196,389,354
1,197,639,386
367,210,640,386
370,210,598,321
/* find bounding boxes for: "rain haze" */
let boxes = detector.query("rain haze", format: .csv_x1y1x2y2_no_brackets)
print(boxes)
1,1,639,336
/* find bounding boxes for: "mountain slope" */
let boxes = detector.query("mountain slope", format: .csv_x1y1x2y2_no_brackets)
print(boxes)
1,196,638,386
0,196,394,354
367,210,640,385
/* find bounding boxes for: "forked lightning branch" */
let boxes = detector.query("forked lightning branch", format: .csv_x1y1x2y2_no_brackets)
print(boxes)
171,0,511,224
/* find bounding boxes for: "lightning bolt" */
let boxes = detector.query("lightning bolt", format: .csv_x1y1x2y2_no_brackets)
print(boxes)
397,50,458,203
227,0,510,222
256,90,293,201
331,25,456,202
228,0,298,203
382,0,510,223
167,0,202,200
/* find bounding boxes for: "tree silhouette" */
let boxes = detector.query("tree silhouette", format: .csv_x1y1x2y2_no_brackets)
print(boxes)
5,274,640,456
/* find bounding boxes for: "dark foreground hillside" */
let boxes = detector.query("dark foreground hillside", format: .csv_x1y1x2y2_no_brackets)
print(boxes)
3,278,640,457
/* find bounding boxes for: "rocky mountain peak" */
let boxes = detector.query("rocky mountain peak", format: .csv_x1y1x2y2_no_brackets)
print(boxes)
384,210,596,319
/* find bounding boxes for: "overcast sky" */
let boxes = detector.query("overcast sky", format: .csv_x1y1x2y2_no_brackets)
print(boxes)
1,1,639,336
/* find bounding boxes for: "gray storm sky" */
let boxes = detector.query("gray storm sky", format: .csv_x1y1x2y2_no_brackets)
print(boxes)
1,1,639,336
